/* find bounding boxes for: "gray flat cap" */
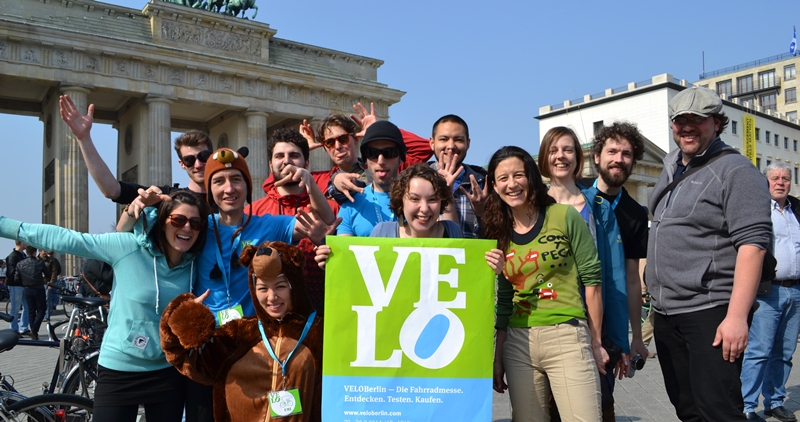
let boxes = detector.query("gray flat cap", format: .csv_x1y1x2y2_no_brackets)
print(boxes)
669,86,723,119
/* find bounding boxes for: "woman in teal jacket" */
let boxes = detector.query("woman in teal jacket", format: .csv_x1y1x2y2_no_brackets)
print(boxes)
0,190,209,422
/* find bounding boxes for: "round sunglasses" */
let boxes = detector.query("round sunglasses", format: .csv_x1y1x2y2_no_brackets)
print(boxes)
180,150,212,167
167,214,205,231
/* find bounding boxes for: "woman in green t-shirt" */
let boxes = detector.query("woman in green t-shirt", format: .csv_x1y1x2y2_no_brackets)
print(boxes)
484,146,604,422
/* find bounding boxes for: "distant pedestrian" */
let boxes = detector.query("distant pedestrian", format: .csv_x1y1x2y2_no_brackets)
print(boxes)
15,246,50,341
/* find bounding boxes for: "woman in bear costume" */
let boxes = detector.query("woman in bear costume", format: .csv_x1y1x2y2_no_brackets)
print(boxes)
160,241,323,422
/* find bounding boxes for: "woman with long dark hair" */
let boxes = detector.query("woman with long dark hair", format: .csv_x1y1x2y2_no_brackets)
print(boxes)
0,190,210,422
485,146,604,422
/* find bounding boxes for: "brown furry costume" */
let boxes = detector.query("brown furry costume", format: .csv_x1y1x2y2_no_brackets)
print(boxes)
160,241,323,422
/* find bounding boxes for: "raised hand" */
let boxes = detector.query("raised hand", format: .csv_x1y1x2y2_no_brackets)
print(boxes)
300,119,323,150
351,102,377,138
436,152,464,188
461,174,489,217
333,172,365,202
296,208,342,246
59,95,95,141
274,165,313,190
128,186,171,219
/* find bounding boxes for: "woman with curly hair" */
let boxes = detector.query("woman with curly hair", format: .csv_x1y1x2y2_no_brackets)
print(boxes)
484,145,604,422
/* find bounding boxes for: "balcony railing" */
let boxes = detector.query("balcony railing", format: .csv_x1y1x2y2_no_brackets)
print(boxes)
699,52,795,79
718,76,782,98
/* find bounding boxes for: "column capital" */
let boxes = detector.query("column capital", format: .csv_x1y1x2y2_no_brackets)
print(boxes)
245,109,270,118
59,86,91,95
145,96,174,105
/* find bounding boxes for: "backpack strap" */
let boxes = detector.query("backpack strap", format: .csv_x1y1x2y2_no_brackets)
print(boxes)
654,149,737,209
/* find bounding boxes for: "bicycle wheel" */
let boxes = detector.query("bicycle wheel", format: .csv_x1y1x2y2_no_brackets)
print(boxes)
61,355,99,400
62,300,75,319
7,393,92,421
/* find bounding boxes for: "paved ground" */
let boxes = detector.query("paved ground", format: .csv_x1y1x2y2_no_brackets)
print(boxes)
3,314,800,421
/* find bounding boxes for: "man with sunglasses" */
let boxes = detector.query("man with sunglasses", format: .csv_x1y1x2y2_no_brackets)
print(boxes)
59,95,213,205
336,121,406,237
646,86,772,422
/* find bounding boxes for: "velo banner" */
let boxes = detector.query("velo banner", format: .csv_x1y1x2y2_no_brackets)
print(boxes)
322,236,496,422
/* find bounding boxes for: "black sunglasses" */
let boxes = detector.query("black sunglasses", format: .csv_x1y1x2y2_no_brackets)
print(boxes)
180,150,212,167
167,214,205,231
322,133,352,149
364,146,400,160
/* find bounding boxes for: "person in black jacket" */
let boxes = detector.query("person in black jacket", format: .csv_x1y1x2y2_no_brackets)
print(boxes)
79,259,113,299
15,246,51,341
5,240,28,335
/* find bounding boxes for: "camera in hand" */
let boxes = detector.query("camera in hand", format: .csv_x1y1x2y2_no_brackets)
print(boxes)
628,354,646,378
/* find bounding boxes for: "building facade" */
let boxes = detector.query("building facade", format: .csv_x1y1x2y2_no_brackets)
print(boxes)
537,73,800,206
696,53,799,123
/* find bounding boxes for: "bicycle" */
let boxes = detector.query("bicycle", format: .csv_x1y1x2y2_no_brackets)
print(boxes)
0,314,93,421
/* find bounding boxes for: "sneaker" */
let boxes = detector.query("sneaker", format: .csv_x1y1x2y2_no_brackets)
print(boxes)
20,329,31,336
29,332,39,341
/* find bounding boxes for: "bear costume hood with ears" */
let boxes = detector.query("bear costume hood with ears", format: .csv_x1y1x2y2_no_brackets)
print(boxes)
239,241,315,324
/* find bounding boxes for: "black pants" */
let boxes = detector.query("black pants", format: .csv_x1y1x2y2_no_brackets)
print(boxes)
654,305,748,422
185,378,214,422
23,287,45,335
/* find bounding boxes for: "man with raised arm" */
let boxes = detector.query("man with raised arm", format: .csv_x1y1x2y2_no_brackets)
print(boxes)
59,95,212,204
249,128,338,312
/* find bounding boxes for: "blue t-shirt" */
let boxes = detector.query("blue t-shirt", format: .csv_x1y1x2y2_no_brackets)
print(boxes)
337,185,394,237
197,213,295,320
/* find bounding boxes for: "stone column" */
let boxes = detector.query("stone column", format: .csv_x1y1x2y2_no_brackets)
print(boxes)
308,116,333,172
145,97,173,186
636,183,650,210
58,86,91,274
245,110,269,201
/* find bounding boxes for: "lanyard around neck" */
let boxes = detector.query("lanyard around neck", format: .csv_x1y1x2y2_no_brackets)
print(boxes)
369,185,395,224
592,179,622,210
213,214,242,309
258,310,317,381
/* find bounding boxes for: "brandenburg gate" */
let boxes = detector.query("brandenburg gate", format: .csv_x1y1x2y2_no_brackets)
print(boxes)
0,0,404,271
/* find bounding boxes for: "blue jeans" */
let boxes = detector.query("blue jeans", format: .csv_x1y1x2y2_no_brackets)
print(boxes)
8,285,30,332
741,284,800,412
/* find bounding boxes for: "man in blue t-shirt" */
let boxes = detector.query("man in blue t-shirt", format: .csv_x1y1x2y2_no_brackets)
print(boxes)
337,121,406,237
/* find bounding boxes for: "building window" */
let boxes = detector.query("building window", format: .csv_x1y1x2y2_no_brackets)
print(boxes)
758,70,776,89
593,120,604,136
795,140,798,152
760,93,777,111
756,128,760,141
786,137,790,149
766,130,770,143
732,121,738,134
738,75,754,94
789,111,798,121
786,64,796,81
767,160,772,167
717,80,732,98
757,157,762,169
787,88,797,104
796,167,799,185
775,133,780,146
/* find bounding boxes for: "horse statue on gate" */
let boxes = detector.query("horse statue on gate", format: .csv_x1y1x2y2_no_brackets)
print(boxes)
160,0,207,8
207,0,228,13
225,0,258,19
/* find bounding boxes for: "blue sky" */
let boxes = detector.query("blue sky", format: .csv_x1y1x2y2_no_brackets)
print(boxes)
0,0,797,265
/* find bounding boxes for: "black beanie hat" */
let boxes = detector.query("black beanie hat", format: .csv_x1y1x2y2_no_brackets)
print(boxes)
360,121,406,162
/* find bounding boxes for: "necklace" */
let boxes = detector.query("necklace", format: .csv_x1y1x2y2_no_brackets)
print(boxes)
513,207,538,231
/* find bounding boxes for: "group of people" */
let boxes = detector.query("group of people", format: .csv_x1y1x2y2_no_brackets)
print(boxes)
0,84,796,422
5,244,62,340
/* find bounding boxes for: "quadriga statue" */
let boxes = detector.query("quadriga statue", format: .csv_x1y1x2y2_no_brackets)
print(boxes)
225,0,258,19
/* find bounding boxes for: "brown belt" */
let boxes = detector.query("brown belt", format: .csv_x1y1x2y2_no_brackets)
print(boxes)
772,279,800,287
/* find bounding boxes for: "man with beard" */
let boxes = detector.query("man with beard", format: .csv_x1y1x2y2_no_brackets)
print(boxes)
249,128,337,313
647,86,771,421
575,122,651,421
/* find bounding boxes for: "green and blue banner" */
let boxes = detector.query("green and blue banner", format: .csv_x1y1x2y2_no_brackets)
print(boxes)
322,236,496,421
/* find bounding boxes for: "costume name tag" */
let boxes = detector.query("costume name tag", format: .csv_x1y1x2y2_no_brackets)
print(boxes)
217,305,243,325
268,388,303,418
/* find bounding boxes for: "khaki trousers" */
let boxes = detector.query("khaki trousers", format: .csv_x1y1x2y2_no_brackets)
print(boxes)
504,321,602,422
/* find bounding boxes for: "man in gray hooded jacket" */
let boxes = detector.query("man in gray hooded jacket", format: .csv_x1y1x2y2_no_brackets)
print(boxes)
646,86,772,422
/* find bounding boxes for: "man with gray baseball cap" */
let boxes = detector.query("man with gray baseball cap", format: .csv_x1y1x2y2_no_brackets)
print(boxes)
646,86,772,421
